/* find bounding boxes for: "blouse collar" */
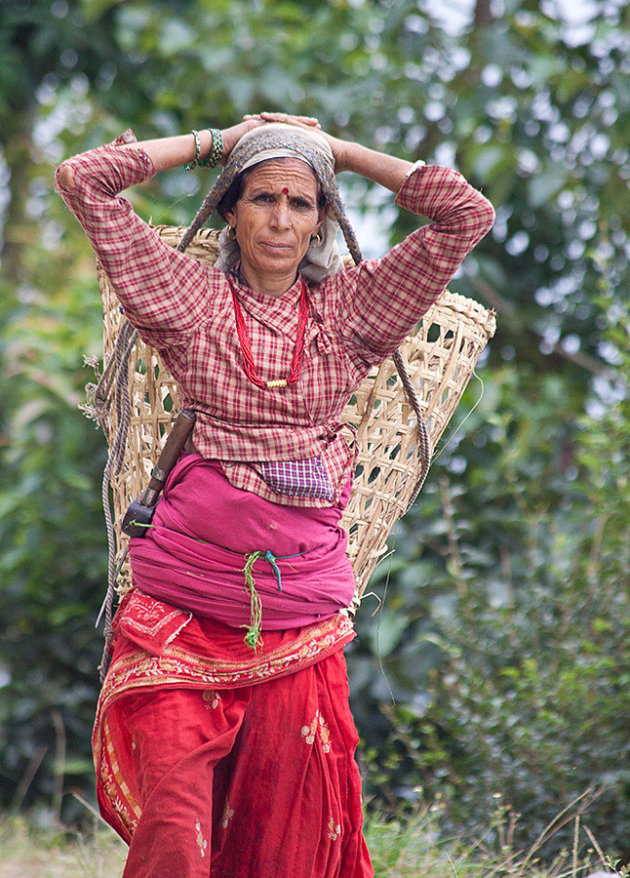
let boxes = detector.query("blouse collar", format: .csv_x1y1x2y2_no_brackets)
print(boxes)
228,268,306,331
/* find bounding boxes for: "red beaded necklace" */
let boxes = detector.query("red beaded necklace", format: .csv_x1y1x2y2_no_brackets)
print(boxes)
229,275,309,389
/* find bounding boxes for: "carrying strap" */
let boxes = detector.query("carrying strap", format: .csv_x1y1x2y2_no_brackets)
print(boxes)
392,349,432,510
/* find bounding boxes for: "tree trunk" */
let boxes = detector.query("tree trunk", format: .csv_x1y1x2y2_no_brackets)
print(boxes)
474,0,493,27
1,106,36,293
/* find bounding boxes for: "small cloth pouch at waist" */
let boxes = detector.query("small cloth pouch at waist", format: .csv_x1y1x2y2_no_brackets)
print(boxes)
259,456,334,501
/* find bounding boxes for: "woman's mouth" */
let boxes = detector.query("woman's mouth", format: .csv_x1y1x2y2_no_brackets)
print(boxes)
261,240,292,252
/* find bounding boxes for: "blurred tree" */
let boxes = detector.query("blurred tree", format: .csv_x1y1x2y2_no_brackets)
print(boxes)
0,0,628,853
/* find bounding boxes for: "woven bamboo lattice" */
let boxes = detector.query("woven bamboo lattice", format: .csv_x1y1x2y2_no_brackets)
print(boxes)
96,226,496,611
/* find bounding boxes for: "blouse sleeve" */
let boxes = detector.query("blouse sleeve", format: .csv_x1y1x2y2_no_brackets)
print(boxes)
324,164,495,366
55,131,213,348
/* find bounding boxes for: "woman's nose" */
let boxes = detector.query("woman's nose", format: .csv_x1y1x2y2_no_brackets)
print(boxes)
270,200,292,228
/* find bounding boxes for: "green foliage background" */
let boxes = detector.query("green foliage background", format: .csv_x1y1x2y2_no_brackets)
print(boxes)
1,0,628,860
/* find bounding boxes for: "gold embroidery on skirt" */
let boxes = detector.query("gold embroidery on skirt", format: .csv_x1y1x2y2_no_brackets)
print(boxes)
221,801,235,829
195,820,208,857
300,709,331,753
202,689,221,709
328,816,342,841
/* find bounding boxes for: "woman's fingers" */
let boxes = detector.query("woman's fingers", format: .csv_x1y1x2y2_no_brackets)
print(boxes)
220,119,265,162
243,112,321,129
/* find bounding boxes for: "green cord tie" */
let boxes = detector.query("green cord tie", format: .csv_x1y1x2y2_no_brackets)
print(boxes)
241,549,305,651
265,549,283,591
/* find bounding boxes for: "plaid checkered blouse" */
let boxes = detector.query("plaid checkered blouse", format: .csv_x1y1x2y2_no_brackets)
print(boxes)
56,137,494,507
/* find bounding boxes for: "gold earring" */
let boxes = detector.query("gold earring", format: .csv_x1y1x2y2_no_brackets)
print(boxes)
310,233,322,248
227,226,237,241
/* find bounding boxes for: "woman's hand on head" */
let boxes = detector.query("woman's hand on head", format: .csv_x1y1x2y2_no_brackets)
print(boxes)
242,112,349,173
220,119,264,164
221,113,322,165
244,112,321,130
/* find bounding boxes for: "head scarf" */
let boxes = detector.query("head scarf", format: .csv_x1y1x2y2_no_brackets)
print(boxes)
176,123,363,282
215,124,342,282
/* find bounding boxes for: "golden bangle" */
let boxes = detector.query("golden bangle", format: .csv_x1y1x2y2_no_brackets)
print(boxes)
184,129,201,170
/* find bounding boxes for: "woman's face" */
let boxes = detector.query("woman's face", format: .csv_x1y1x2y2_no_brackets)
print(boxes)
225,158,324,293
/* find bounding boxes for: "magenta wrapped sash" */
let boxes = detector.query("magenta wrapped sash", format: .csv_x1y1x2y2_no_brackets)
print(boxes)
129,454,356,630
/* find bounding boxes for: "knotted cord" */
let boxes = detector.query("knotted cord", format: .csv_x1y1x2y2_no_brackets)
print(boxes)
87,319,138,681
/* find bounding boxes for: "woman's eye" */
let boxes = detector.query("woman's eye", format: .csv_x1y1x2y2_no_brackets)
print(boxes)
254,193,274,203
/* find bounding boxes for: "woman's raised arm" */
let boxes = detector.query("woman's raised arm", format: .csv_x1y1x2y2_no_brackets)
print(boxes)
328,138,414,193
114,121,267,172
57,114,322,189
248,111,414,194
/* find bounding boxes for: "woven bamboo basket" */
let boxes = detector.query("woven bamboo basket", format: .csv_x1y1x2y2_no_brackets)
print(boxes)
95,226,495,611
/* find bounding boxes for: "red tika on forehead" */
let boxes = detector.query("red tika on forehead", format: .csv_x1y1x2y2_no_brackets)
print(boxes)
282,187,289,194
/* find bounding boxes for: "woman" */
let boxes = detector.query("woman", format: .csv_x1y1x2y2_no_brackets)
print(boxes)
56,112,494,877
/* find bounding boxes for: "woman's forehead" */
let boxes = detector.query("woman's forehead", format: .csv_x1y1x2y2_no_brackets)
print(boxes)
242,158,318,195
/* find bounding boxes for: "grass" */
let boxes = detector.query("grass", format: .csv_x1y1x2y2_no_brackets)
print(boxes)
0,800,622,878
0,814,126,878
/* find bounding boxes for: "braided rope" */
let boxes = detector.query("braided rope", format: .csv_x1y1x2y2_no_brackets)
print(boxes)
95,320,138,680
392,350,432,509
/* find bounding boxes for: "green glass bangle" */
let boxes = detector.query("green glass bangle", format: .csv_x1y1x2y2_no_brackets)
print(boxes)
197,128,224,168
184,129,201,170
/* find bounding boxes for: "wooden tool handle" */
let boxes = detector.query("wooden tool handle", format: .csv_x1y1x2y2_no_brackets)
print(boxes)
143,409,196,505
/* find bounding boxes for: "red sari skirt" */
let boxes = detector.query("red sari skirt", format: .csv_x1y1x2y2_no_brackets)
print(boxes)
93,591,374,878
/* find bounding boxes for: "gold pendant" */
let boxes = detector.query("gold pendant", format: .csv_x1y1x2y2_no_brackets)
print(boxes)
266,379,288,388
